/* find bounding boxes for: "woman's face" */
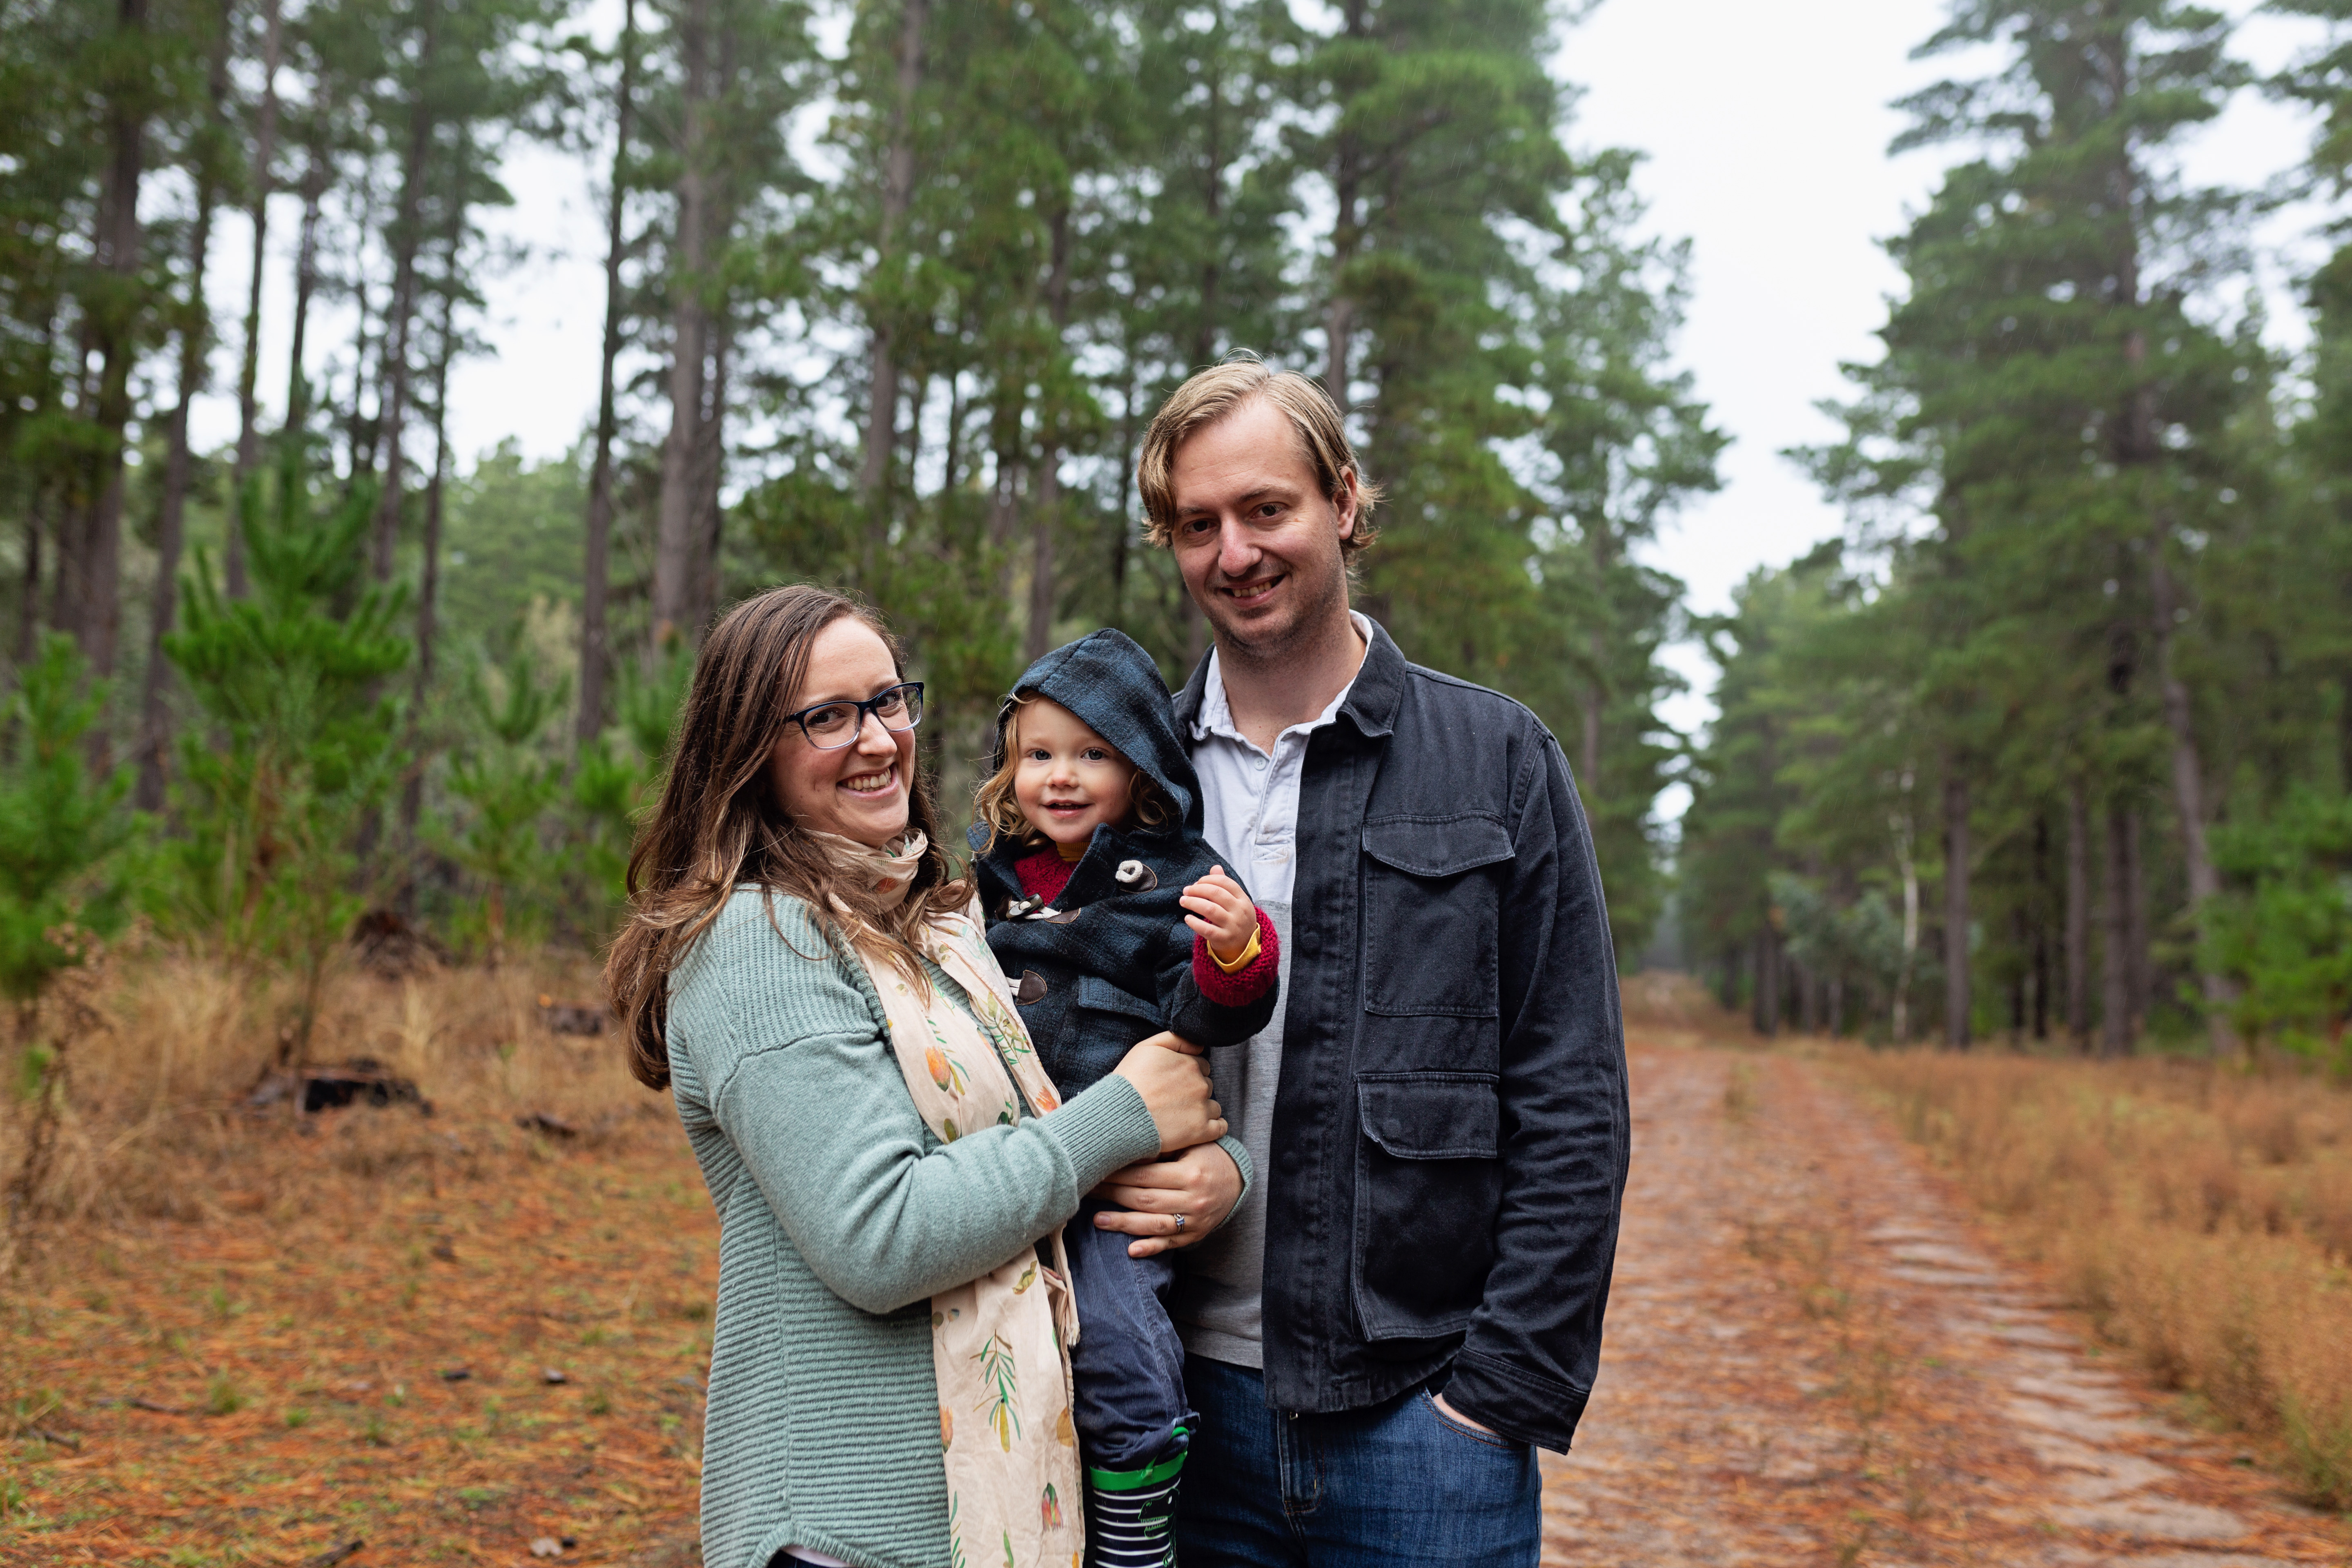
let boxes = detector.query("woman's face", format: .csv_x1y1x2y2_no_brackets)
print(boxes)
768,617,918,849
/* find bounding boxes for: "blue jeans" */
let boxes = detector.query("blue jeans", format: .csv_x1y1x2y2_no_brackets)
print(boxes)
1175,1356,1541,1567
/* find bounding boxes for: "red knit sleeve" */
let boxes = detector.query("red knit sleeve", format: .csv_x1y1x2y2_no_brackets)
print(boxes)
1192,907,1279,1007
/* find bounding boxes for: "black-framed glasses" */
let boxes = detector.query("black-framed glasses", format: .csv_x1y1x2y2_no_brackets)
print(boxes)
783,682,924,749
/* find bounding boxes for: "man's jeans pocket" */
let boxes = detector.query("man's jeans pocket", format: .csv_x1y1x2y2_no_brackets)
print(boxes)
1419,1389,1522,1453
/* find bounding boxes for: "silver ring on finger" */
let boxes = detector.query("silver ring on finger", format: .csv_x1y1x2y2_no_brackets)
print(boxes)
1173,1213,1186,1232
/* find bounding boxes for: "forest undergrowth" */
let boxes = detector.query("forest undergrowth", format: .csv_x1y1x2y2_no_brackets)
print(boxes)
1837,1045,2352,1512
0,945,711,1566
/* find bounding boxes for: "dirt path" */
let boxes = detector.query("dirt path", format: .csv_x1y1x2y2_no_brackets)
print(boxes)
1541,1042,2351,1567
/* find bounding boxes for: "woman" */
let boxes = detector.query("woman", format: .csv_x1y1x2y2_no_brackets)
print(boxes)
608,585,1232,1568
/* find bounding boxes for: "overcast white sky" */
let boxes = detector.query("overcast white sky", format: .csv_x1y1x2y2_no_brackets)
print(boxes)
185,0,2337,769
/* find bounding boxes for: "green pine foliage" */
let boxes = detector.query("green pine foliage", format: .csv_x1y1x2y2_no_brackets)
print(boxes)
0,0,1728,980
439,649,569,961
160,480,410,1054
2207,789,2352,1056
0,635,137,1008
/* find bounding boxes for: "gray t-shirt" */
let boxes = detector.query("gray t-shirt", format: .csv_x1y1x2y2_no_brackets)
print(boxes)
1169,618,1371,1368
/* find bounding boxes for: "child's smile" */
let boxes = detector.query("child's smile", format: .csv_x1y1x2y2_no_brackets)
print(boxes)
1012,699,1143,850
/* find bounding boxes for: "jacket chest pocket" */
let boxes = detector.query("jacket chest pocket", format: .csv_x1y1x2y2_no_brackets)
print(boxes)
1360,814,1510,1025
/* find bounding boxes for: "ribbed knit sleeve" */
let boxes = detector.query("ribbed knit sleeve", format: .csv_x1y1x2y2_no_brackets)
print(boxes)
676,890,1164,1317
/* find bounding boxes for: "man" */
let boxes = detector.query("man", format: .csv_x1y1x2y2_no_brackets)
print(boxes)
1121,356,1630,1566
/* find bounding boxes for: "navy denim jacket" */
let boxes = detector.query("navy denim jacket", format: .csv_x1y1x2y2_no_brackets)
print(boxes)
1172,621,1630,1454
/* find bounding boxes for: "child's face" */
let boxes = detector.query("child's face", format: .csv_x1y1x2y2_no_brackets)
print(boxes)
1011,699,1141,850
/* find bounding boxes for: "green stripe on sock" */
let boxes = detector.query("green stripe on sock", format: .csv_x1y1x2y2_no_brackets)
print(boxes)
1087,1450,1188,1492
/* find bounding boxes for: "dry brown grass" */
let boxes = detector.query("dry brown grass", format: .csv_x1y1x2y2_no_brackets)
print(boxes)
3,942,648,1237
1841,1046,2352,1509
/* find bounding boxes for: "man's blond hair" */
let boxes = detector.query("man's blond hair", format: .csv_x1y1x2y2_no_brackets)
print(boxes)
1136,355,1382,556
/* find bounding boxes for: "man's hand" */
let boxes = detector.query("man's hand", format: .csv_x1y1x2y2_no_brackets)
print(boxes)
1179,865,1259,962
1432,1392,1497,1435
1090,1141,1244,1258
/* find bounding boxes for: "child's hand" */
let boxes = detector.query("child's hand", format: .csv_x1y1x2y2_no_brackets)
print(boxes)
1180,865,1259,963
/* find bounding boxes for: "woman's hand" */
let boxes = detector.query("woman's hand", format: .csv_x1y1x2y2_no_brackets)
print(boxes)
1110,1031,1225,1152
1092,1143,1245,1258
1179,865,1259,962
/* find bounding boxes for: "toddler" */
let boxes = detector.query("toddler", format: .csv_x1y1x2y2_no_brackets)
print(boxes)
970,629,1279,1568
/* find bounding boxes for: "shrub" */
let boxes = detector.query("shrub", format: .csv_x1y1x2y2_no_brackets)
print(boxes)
0,634,136,1013
160,481,409,1062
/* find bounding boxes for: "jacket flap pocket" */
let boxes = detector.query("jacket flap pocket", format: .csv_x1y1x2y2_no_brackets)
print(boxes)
1357,1074,1499,1159
1074,974,1164,1027
1361,815,1513,878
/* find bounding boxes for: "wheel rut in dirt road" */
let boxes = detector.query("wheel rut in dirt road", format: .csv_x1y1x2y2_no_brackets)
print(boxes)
1539,1042,2350,1567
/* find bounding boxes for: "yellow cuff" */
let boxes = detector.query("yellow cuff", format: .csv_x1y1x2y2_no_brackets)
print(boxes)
1207,924,1262,974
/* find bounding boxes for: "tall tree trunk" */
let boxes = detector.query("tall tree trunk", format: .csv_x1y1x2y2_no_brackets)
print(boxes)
341,164,385,488
1195,11,1225,369
1026,207,1073,665
2031,811,2051,1041
1323,0,1368,403
226,0,285,599
136,13,231,810
2101,800,2134,1058
1892,781,1919,1045
1580,523,1612,798
282,136,330,448
367,26,442,582
1027,470,1058,664
2124,803,2150,1036
1754,924,1780,1037
687,316,731,637
652,0,712,652
1944,769,1971,1049
1110,359,1137,620
2065,778,2092,1047
55,0,151,688
858,0,928,534
17,502,45,669
2339,673,2352,795
400,310,456,858
575,0,638,749
2144,513,2234,1050
2337,673,2352,795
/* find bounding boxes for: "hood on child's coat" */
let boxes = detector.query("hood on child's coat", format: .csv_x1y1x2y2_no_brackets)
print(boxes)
984,628,1201,838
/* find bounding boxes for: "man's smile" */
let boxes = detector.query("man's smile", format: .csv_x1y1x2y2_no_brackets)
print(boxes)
1222,573,1285,605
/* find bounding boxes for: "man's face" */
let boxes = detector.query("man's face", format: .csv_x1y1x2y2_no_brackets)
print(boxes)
1167,396,1358,660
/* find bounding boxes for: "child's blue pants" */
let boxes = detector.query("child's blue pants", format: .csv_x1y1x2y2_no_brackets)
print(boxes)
1063,1199,1196,1472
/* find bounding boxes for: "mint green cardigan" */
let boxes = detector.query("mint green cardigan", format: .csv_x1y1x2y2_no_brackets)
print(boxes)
666,888,1247,1568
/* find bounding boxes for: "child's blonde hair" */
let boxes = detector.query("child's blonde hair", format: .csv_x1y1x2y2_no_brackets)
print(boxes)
975,691,1177,852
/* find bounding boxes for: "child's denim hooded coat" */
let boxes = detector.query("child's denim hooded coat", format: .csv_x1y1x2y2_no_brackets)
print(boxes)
969,629,1278,1093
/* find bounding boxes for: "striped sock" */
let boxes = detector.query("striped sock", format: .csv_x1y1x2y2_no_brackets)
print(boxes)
1087,1450,1185,1568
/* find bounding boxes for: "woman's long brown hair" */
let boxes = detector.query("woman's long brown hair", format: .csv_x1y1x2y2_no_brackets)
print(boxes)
607,585,968,1089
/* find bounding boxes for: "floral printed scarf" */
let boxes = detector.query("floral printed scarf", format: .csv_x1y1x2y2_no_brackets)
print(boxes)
808,831,1086,1568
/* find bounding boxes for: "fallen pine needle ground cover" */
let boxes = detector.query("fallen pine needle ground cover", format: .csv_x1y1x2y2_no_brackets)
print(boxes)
1,950,715,1566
